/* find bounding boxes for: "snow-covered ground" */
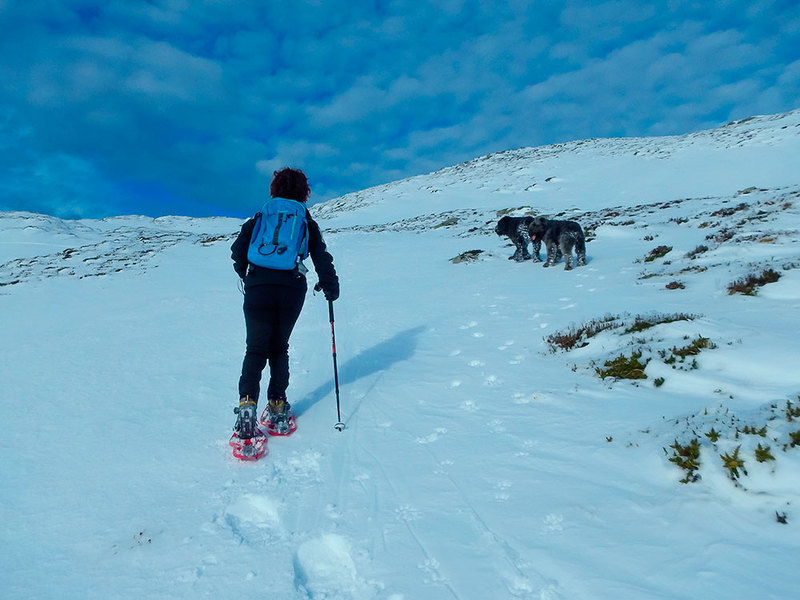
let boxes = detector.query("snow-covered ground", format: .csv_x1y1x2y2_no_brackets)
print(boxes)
2,109,800,599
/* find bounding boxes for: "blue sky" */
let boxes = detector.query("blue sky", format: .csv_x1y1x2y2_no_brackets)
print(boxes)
1,0,798,219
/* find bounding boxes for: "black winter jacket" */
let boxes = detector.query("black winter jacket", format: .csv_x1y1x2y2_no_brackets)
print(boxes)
231,208,339,299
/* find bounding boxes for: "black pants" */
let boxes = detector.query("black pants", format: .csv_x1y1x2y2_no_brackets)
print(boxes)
238,284,306,403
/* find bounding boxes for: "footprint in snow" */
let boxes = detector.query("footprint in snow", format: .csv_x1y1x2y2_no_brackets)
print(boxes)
416,428,447,444
489,419,506,434
558,297,576,310
294,534,376,599
176,554,223,583
434,459,454,475
494,480,512,501
460,399,479,412
325,503,344,521
272,450,322,483
222,493,281,544
420,557,448,585
542,513,564,533
515,439,537,457
395,504,422,522
512,392,534,404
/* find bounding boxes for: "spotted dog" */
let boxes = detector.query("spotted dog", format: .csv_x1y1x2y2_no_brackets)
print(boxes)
527,216,587,270
494,216,541,262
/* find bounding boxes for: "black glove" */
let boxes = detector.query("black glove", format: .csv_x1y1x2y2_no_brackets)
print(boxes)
314,282,339,302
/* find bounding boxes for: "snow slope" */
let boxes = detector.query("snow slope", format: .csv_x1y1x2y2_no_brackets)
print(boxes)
2,109,800,599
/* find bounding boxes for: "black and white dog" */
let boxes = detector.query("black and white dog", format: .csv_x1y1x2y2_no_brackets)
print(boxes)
495,216,540,262
527,217,587,270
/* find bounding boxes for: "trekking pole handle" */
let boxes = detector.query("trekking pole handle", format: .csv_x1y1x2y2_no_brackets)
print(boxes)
315,282,337,330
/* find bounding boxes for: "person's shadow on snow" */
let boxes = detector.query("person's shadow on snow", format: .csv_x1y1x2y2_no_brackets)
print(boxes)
293,325,426,421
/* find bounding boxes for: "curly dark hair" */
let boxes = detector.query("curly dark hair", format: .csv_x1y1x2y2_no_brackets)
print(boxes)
270,167,311,202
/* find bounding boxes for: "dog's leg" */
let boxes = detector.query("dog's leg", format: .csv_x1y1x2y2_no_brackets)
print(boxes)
543,242,558,267
561,240,574,270
576,238,587,266
531,238,542,262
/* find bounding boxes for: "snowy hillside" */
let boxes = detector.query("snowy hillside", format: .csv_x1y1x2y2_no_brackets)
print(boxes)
2,109,800,599
316,108,800,229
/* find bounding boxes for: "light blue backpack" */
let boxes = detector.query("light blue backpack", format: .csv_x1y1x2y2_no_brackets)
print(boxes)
247,197,309,271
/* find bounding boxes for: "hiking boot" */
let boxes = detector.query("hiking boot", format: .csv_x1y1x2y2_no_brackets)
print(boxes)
265,396,294,435
234,396,258,439
268,396,289,417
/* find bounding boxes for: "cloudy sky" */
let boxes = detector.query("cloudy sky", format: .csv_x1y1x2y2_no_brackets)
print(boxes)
1,0,798,219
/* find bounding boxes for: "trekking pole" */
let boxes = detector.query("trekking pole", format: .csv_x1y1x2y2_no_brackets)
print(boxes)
327,299,345,432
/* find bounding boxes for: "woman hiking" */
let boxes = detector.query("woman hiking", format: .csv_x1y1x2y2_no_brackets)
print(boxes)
230,167,339,441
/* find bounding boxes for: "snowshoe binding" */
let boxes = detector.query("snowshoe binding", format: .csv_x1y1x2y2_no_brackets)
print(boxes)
260,396,297,436
230,396,267,460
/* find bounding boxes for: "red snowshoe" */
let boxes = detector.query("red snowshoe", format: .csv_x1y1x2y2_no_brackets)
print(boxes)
260,398,297,436
230,397,268,460
229,432,268,460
